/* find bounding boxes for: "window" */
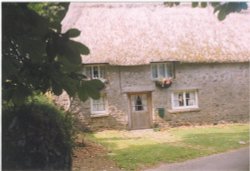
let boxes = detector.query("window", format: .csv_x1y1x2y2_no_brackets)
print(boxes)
84,65,105,79
151,63,173,79
172,90,198,109
90,95,108,115
131,94,148,112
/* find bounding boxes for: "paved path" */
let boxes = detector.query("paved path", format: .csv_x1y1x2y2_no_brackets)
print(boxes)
145,147,249,171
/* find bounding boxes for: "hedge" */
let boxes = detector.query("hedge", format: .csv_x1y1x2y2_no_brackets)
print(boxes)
2,95,75,170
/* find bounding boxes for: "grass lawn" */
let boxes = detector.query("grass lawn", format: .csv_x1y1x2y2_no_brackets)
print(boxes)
84,123,249,170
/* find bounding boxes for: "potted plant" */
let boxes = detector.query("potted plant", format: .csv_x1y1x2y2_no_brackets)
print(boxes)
155,77,173,88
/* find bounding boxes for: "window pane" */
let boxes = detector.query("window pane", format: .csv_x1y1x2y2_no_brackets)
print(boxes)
99,66,105,78
185,92,190,106
166,63,173,77
92,96,106,112
159,64,165,78
132,95,148,111
93,66,99,78
173,93,180,107
188,92,196,106
97,104,105,111
135,96,143,111
85,67,92,78
93,104,98,111
152,64,158,78
178,93,184,106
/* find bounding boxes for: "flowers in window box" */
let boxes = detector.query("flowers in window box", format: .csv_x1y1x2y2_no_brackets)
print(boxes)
155,77,173,88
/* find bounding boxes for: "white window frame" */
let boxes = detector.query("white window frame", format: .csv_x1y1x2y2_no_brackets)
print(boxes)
171,90,199,110
83,65,105,79
151,63,173,80
90,95,108,116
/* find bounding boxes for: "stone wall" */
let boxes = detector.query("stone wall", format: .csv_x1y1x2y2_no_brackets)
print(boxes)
164,62,249,126
67,62,249,130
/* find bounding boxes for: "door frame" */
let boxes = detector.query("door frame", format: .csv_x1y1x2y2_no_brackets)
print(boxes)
127,91,152,130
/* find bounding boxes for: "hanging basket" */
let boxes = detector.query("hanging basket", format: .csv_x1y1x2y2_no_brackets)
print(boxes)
155,78,173,88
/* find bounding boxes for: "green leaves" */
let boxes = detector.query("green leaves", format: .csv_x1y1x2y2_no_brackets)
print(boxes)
201,2,207,8
213,2,248,21
193,2,248,20
70,40,90,55
192,2,199,8
164,2,248,21
163,2,180,7
192,2,209,8
45,29,89,65
78,80,105,101
3,84,33,106
2,3,96,106
12,86,31,105
52,81,63,96
28,3,69,31
65,29,81,38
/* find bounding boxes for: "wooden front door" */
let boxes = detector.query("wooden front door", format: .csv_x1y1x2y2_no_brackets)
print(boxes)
129,93,152,130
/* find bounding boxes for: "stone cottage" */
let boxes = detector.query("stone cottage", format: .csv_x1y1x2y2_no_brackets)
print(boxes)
61,3,250,130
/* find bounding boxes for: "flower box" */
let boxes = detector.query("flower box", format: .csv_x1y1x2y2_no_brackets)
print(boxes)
155,77,173,88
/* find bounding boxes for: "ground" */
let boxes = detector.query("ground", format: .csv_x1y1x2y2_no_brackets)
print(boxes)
72,137,122,171
72,123,249,171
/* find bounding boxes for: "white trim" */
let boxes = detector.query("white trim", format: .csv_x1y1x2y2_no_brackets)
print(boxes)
171,90,199,110
90,113,109,118
168,108,201,114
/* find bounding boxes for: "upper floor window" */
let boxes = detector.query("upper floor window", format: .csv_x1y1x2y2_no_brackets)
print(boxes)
151,63,173,80
84,65,105,79
171,90,198,109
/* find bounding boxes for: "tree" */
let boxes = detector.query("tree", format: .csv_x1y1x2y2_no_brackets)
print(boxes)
2,3,104,105
164,2,248,21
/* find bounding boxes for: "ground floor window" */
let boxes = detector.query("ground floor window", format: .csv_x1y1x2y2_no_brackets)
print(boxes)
172,90,198,109
90,94,108,115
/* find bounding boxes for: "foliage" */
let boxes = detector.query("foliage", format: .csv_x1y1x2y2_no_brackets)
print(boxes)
164,2,248,20
85,124,249,170
2,3,104,105
2,94,76,170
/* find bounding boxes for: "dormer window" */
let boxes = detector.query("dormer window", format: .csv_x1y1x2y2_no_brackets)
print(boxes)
84,65,105,79
151,63,173,80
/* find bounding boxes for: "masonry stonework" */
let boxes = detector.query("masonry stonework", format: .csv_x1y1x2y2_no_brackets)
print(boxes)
67,62,249,130
168,62,249,126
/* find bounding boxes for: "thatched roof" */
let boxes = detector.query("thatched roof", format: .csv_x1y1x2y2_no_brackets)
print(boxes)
62,3,250,65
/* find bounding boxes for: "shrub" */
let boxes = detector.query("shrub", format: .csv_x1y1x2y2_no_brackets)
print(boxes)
2,95,75,170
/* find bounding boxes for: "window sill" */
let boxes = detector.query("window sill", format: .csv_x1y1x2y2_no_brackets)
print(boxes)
168,108,201,114
90,113,109,118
